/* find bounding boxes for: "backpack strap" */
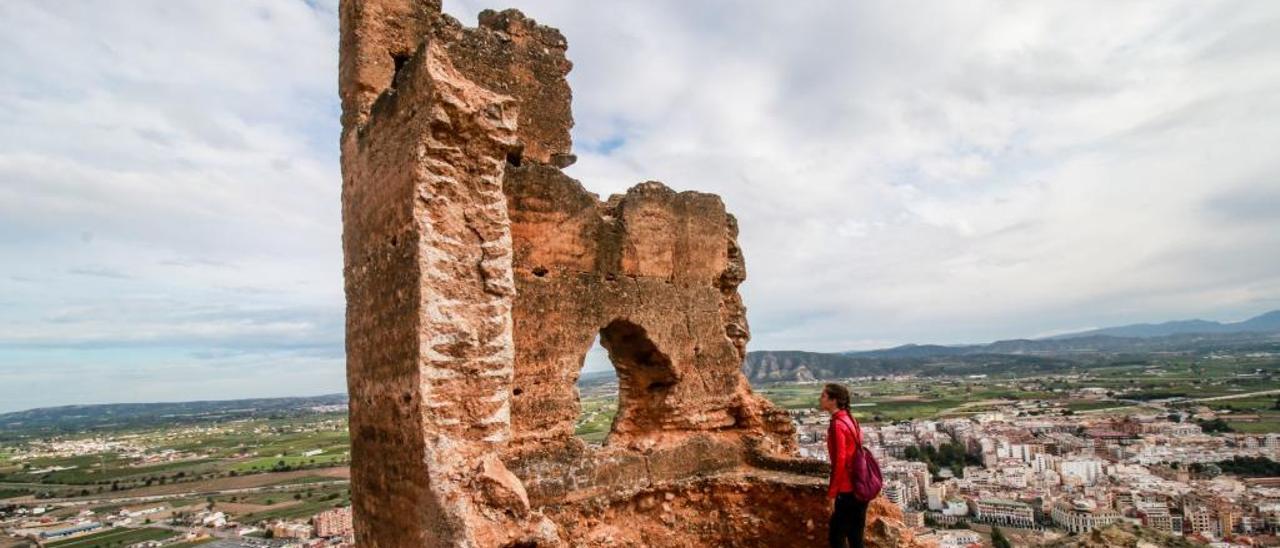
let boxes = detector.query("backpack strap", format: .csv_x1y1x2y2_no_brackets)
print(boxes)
837,412,862,450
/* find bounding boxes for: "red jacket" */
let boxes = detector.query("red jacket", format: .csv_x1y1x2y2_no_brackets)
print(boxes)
827,409,862,498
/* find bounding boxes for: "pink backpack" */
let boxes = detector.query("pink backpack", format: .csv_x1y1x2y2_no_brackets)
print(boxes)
838,414,883,502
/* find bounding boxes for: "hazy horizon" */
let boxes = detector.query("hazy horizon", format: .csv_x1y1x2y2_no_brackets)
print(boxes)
1,306,1274,414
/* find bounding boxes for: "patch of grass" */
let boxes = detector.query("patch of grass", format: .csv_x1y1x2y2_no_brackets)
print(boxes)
574,396,616,443
874,400,972,421
213,484,346,507
1227,419,1280,434
269,474,344,486
756,385,822,410
242,498,347,523
240,431,350,456
1211,396,1280,411
0,487,30,499
231,453,347,473
36,458,217,485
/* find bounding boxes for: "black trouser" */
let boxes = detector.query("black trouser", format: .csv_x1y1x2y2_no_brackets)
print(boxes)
829,493,869,548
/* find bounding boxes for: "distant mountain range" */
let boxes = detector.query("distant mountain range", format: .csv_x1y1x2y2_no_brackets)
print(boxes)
1048,310,1280,339
743,350,1087,383
848,331,1280,359
743,310,1280,383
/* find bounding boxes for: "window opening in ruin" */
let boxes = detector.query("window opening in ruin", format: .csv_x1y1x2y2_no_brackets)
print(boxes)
391,53,410,81
575,335,617,446
575,320,678,445
506,150,523,167
597,319,678,434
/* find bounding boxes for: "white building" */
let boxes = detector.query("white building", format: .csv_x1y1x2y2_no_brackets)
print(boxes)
1052,499,1121,534
927,485,946,511
970,498,1035,528
883,480,910,508
942,499,969,517
1059,458,1105,486
935,530,982,548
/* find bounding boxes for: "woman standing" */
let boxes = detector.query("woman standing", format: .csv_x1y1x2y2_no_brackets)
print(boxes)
821,383,869,548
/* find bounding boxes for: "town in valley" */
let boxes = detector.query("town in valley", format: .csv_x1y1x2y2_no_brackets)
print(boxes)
6,341,1280,547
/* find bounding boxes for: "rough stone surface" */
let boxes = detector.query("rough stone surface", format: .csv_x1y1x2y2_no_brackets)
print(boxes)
504,165,795,455
541,472,930,548
339,1,923,546
475,454,531,515
341,16,553,548
341,1,571,162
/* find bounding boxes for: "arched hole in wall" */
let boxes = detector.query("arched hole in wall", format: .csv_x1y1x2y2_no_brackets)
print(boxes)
391,53,410,82
574,335,617,446
597,319,678,435
574,320,677,445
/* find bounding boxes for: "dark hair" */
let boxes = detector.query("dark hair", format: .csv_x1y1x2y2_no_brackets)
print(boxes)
823,383,851,411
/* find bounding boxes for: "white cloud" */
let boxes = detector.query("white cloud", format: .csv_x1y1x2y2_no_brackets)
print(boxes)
2,0,1280,409
446,0,1280,350
0,0,342,410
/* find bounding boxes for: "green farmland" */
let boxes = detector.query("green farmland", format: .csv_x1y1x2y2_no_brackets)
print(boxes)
46,527,176,548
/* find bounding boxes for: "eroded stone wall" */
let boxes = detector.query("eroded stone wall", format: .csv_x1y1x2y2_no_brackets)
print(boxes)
543,472,927,548
504,166,795,452
339,1,922,546
341,5,560,546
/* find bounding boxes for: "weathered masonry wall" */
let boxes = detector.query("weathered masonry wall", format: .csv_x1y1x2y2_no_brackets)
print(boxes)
341,38,546,547
505,166,796,452
341,4,559,545
339,1,922,546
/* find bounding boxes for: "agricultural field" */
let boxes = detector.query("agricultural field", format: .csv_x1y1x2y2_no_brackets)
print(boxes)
236,495,348,523
755,379,1030,421
151,480,353,525
0,413,351,501
565,355,1280,442
0,406,357,544
1198,392,1280,433
231,451,348,474
0,489,29,500
45,527,176,548
753,355,1280,425
6,356,1278,475
575,396,616,444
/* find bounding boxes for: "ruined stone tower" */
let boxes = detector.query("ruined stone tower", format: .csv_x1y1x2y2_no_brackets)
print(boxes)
339,1,923,546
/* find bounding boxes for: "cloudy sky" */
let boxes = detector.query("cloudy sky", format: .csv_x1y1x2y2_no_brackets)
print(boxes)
2,1,1279,412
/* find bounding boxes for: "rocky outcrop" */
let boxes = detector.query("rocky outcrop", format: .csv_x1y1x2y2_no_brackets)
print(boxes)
743,350,887,382
339,1,922,546
542,472,930,548
1037,522,1199,548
